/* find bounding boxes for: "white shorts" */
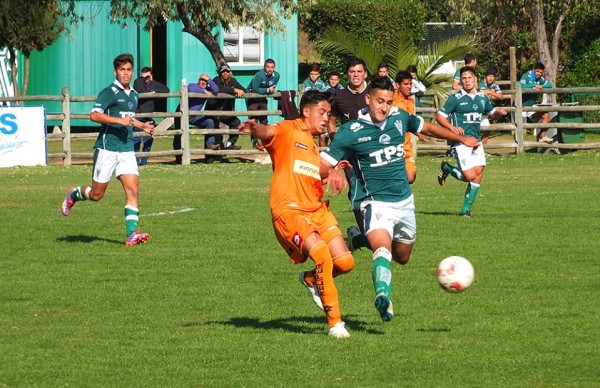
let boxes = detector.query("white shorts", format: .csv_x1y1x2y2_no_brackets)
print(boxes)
360,195,416,244
453,143,486,171
92,148,138,183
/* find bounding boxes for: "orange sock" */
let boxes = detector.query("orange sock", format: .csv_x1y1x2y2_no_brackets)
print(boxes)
309,241,341,327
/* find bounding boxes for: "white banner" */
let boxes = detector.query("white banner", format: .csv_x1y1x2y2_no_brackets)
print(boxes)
0,106,47,167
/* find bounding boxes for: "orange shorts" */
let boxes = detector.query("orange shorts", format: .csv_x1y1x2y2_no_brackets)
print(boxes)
272,202,342,264
404,134,416,172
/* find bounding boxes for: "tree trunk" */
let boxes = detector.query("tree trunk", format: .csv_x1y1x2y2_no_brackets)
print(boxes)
8,47,19,98
531,0,557,102
22,53,30,96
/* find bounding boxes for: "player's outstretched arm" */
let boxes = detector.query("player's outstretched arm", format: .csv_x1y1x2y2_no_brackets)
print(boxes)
421,122,479,148
238,119,275,144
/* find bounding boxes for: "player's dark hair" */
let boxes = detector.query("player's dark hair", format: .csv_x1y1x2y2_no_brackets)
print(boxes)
460,66,477,78
406,64,418,74
395,71,412,83
464,53,477,65
308,63,321,73
299,90,333,112
346,57,367,73
368,76,394,94
378,61,389,71
534,61,545,70
141,66,152,74
114,53,134,70
328,71,340,78
265,58,276,66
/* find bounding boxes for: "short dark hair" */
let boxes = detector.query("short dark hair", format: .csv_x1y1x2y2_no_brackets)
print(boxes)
368,76,394,94
328,71,340,78
460,66,477,77
464,53,477,65
113,53,134,70
378,61,389,70
395,71,412,83
406,64,418,74
534,61,545,70
299,90,333,112
141,66,152,74
265,58,276,66
346,57,367,73
308,63,321,73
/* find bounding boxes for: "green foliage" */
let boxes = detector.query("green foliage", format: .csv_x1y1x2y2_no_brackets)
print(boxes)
1,153,600,385
303,0,424,51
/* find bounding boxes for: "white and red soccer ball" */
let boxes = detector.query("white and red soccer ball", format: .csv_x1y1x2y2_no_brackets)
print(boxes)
436,256,474,292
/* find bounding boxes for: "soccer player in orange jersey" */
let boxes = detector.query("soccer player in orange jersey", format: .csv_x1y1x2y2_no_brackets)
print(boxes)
239,90,355,338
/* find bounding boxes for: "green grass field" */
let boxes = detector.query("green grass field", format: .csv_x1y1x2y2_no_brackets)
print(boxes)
1,151,599,386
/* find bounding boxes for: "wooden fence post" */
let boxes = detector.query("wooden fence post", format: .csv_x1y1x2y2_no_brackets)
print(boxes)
515,81,524,153
180,84,190,165
61,86,71,166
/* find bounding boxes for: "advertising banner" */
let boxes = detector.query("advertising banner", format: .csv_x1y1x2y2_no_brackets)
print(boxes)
0,106,47,167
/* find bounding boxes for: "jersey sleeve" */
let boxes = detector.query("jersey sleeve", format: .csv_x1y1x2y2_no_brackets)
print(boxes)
92,87,115,114
320,123,353,166
407,114,424,134
483,96,495,114
438,95,457,118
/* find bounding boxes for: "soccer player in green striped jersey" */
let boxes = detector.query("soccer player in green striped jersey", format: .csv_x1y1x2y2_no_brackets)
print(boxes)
436,66,507,217
320,77,479,322
61,53,155,246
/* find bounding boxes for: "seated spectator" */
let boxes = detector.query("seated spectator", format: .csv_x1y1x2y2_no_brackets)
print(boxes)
478,67,503,144
302,63,328,92
132,67,169,165
326,71,344,93
520,62,554,143
206,64,246,151
406,65,426,96
173,73,219,164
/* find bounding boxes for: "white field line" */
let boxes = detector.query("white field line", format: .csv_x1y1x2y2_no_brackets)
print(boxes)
143,208,196,217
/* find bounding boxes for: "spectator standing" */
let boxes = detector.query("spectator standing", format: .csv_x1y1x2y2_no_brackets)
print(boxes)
406,65,426,96
520,62,554,143
60,53,154,246
207,64,246,151
326,71,344,94
302,63,328,92
478,67,503,144
247,58,280,150
133,66,169,165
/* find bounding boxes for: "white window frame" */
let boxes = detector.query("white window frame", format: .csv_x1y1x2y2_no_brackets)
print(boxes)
222,24,264,66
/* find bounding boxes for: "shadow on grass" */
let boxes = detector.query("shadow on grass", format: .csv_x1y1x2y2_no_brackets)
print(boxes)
417,210,460,217
57,235,122,245
194,315,384,335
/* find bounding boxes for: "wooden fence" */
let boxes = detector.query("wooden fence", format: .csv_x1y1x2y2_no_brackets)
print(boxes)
1,84,599,165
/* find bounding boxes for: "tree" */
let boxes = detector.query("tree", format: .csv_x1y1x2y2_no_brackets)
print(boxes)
316,30,474,98
0,0,65,97
108,0,297,70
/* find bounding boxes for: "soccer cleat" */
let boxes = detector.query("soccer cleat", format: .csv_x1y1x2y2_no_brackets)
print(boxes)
437,161,449,186
460,211,472,218
328,321,350,338
125,230,150,246
374,294,394,322
61,187,77,216
299,271,324,310
225,144,242,150
346,226,361,252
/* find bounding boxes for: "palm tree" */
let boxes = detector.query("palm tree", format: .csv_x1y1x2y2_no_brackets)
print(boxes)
316,30,474,100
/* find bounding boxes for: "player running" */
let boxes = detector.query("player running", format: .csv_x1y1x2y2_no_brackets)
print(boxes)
320,77,479,322
436,66,507,217
239,90,355,338
61,53,154,246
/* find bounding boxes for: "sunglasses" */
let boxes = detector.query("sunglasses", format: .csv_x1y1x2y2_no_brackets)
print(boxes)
199,78,209,82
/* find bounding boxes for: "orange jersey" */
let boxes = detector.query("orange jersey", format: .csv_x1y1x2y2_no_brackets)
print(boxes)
393,92,416,170
264,119,323,217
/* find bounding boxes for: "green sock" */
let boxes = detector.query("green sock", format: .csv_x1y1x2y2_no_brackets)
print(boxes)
124,205,139,237
461,182,480,214
443,162,465,181
71,186,90,202
371,248,392,297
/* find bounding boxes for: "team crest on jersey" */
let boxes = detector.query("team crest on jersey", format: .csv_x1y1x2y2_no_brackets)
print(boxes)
294,142,308,150
292,232,303,247
472,103,479,111
379,134,391,145
350,122,363,132
393,119,404,134
128,102,134,110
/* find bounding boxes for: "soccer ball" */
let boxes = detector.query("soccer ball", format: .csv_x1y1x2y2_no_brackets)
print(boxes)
436,256,474,292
